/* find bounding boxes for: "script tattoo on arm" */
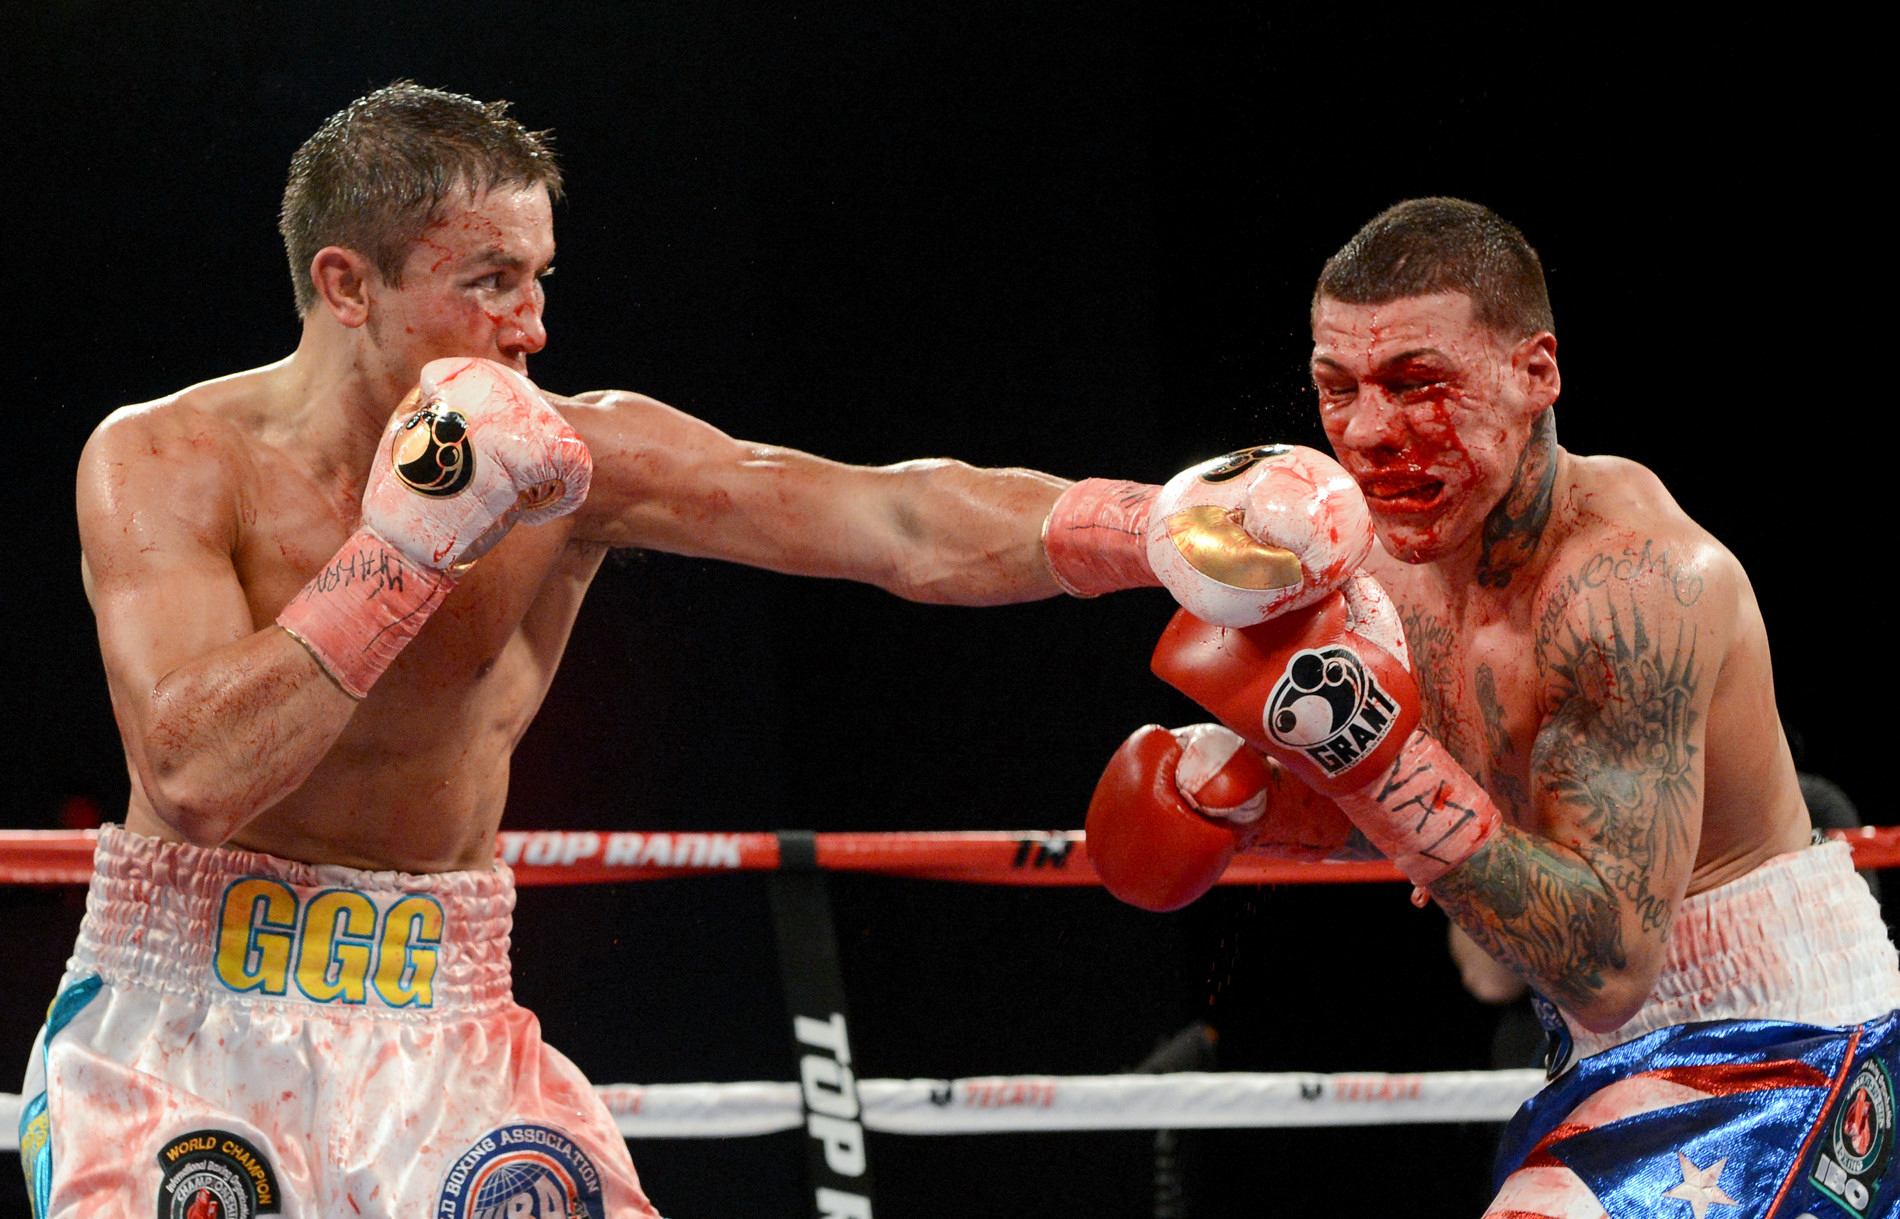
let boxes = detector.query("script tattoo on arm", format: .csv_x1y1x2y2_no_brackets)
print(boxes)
1427,541,1705,1015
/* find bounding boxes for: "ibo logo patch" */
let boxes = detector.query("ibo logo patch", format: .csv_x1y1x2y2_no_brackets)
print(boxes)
436,1123,604,1219
1812,1059,1894,1216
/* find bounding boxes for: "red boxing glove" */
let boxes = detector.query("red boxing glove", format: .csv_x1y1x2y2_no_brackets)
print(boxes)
1151,574,1500,886
1086,723,1354,911
1087,724,1265,912
278,358,593,698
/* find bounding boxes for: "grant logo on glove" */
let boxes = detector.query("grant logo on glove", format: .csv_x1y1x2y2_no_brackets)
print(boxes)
392,400,476,497
1264,645,1403,779
1146,444,1373,627
277,358,593,699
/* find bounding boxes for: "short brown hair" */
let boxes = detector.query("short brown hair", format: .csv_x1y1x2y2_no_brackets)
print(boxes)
1314,198,1553,339
279,81,563,315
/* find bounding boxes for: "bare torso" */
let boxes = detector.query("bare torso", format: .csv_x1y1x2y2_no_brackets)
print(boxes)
1368,449,1811,898
85,358,1065,875
107,367,609,871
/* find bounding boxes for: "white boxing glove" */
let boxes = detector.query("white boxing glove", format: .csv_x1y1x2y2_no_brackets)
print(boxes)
278,358,593,697
1144,444,1372,627
367,357,592,571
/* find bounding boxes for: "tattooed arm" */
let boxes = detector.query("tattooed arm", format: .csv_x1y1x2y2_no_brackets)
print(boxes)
1426,538,1721,1032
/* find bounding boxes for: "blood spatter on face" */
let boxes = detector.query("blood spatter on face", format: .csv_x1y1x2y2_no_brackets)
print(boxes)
1311,292,1547,568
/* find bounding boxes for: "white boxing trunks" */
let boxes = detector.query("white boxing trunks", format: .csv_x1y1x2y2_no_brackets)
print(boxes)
1566,839,1900,1062
1487,840,1900,1217
15,824,659,1219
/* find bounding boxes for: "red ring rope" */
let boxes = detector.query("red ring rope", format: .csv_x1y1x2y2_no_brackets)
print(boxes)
2,826,1896,888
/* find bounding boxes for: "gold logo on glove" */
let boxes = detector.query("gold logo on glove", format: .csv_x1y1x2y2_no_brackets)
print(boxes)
1164,506,1302,590
392,403,475,497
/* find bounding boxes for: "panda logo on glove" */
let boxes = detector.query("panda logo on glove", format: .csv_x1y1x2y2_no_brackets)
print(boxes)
392,401,476,497
1265,645,1401,778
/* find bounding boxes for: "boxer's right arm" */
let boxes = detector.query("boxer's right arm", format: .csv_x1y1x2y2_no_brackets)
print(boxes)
1087,722,1352,911
78,410,361,846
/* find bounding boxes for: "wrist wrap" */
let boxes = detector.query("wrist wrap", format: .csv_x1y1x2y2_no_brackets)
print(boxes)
276,527,456,699
1334,728,1504,886
1040,478,1163,598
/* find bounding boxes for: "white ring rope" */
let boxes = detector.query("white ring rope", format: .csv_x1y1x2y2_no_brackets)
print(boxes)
1,1068,1544,1149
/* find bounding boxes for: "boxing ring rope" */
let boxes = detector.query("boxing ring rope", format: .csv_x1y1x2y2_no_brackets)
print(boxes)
4,825,1896,1154
8,824,1898,888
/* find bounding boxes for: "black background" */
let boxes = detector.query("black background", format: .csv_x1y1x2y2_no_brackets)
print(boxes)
0,5,1882,1217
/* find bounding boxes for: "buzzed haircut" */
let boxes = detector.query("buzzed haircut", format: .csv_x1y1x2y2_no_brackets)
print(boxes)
279,81,563,315
1314,198,1553,339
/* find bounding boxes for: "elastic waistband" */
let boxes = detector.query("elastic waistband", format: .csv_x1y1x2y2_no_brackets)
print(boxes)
70,824,515,1016
1571,841,1900,1059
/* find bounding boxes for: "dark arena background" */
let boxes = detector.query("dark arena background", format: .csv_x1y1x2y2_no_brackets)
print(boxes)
0,6,1878,1217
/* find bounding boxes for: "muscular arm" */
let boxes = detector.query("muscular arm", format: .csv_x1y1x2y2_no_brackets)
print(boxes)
79,411,357,846
1423,541,1716,1031
561,390,1068,604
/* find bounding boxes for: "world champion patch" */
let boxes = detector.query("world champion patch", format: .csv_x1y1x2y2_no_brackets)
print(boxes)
1263,644,1401,777
154,1129,281,1219
1812,1058,1894,1216
436,1122,605,1219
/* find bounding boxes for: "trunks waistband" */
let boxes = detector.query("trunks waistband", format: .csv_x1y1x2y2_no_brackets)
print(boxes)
1569,840,1900,1059
68,824,515,1016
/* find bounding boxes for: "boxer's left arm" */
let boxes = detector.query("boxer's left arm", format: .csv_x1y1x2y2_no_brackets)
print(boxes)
556,389,1073,604
1155,542,1728,1032
1422,538,1729,1031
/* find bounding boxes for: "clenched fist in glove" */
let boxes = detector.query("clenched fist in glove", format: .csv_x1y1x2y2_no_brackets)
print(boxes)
278,358,592,698
1087,722,1353,911
1040,445,1371,627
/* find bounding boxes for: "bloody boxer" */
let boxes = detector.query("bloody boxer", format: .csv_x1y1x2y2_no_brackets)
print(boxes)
1088,198,1900,1217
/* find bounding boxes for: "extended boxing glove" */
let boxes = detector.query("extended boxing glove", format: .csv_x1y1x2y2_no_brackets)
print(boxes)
278,358,593,698
1145,444,1372,627
1086,722,1353,911
1041,445,1370,626
1151,574,1501,886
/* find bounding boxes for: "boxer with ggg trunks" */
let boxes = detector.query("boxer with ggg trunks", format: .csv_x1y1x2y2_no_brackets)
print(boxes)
1076,199,1900,1217
16,82,1178,1219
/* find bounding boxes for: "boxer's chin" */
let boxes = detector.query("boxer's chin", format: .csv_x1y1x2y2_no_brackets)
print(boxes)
1370,517,1451,566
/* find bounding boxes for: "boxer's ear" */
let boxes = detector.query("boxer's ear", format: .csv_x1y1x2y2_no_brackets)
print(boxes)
1511,330,1560,415
309,246,375,328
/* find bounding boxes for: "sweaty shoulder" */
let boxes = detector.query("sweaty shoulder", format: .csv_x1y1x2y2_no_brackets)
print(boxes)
1532,452,1747,680
78,374,270,559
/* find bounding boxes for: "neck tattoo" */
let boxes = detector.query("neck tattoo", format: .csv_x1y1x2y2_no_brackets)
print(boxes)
1474,410,1557,589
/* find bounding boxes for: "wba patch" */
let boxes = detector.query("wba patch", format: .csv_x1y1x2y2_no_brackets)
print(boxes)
436,1122,605,1219
1264,644,1401,777
1812,1059,1894,1216
154,1129,281,1218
